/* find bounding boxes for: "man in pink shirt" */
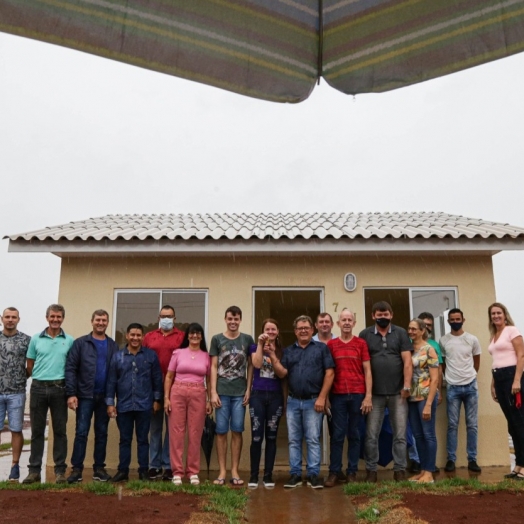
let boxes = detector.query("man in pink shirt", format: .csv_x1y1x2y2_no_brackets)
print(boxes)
143,305,184,481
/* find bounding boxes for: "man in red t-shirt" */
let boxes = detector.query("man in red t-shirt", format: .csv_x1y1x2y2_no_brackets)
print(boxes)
142,305,184,481
325,308,372,486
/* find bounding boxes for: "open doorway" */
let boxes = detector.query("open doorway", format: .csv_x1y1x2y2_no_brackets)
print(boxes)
252,288,325,467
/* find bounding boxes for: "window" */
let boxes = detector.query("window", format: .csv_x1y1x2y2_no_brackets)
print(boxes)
113,290,207,346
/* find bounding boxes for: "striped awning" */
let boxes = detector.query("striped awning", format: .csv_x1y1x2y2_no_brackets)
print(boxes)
1,0,524,103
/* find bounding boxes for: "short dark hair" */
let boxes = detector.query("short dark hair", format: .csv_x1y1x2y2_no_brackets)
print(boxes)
46,304,65,318
316,312,333,323
91,309,109,321
2,307,19,316
371,301,393,314
181,323,208,352
225,306,242,319
126,322,143,334
160,305,176,315
418,312,434,322
448,308,464,320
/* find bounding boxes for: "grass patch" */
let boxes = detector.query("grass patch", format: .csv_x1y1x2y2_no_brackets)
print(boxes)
0,439,31,452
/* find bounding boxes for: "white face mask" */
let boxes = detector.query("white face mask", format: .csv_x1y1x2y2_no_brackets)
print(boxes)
159,318,174,331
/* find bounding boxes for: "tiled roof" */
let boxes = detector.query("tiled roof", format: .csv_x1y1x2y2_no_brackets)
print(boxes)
6,212,524,242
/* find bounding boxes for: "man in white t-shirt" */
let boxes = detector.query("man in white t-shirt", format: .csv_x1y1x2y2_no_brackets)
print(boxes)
439,308,482,473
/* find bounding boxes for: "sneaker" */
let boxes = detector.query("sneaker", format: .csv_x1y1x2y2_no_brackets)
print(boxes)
23,472,41,484
8,464,20,482
67,469,83,484
162,469,173,481
263,474,275,488
468,460,482,473
189,475,200,485
248,475,259,488
324,472,338,488
444,460,456,472
55,472,67,484
172,476,182,486
110,471,129,483
284,474,303,488
148,468,162,480
306,474,324,489
93,468,112,482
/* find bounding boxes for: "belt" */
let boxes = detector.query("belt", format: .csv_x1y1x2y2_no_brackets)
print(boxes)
289,392,318,400
33,379,65,386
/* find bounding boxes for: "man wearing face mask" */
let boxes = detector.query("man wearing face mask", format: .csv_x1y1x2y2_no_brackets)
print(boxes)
142,305,184,481
359,301,413,482
439,308,482,473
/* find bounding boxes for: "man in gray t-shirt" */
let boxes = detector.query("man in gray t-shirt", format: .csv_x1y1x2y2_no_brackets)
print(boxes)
209,306,254,486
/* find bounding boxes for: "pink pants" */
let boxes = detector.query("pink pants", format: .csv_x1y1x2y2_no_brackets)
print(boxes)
168,381,207,477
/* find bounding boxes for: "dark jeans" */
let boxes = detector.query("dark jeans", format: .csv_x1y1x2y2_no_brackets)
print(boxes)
249,390,283,476
493,366,524,467
116,410,151,473
329,393,364,474
408,397,437,472
29,380,68,474
70,394,109,471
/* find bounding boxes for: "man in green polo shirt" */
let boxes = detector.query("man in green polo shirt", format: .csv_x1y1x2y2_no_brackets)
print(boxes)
23,304,74,484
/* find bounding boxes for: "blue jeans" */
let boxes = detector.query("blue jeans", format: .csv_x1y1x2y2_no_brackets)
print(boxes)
408,397,437,472
446,379,478,462
329,393,364,474
29,380,68,474
286,396,323,476
70,394,109,470
249,390,283,476
116,410,151,473
0,393,25,432
215,395,246,434
365,394,408,471
149,409,170,470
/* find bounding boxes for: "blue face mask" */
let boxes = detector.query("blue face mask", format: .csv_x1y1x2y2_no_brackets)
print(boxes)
159,318,174,331
449,322,463,332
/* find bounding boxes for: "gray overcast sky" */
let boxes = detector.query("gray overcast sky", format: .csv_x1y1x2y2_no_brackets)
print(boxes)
1,32,524,335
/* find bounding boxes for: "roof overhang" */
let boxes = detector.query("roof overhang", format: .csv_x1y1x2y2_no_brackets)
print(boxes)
8,237,524,257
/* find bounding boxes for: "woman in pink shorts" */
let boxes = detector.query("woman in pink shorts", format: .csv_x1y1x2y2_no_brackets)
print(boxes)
164,323,212,485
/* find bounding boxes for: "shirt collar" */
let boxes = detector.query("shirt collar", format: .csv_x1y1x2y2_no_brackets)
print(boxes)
39,328,66,338
123,346,144,355
373,324,393,335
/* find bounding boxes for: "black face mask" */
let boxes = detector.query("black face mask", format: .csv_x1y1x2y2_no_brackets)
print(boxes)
449,322,463,332
375,318,391,329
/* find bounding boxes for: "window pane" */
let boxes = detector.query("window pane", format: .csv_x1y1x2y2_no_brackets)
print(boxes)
162,292,206,334
115,292,160,346
364,289,410,329
411,289,457,341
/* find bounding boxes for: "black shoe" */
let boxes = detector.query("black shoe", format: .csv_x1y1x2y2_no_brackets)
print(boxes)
306,474,324,489
93,468,112,482
148,468,162,480
365,470,377,483
111,471,129,483
393,470,406,482
263,474,275,488
248,475,259,488
409,460,421,474
284,474,303,488
434,466,440,474
67,469,83,484
468,460,482,473
162,469,173,481
444,460,456,472
138,470,148,481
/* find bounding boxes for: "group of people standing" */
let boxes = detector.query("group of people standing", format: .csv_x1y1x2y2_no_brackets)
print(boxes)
0,299,523,487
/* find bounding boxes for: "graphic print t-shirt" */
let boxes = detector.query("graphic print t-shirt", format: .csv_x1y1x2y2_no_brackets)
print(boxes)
209,333,255,396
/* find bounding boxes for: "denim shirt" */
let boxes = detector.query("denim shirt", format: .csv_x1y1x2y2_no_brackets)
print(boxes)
105,346,163,413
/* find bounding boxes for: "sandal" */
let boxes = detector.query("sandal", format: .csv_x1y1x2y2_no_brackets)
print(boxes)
230,477,244,486
213,478,226,485
504,470,519,479
172,476,182,486
190,475,200,485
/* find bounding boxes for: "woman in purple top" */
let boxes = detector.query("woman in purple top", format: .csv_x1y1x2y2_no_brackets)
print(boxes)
248,318,284,489
164,323,212,486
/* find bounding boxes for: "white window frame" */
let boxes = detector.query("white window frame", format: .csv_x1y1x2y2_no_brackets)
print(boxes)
112,288,209,339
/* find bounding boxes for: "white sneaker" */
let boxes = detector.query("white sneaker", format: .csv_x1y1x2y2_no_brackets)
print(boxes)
172,476,182,486
189,475,200,485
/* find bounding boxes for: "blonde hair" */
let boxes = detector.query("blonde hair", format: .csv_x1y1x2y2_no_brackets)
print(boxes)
488,302,515,337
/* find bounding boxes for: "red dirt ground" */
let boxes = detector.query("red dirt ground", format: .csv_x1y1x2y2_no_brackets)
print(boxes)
0,490,202,524
402,490,524,523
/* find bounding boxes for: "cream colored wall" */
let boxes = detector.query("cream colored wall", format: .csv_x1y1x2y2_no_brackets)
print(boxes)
53,254,508,473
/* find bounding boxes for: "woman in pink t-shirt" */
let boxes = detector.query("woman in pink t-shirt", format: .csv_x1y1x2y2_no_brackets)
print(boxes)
164,323,212,486
488,303,524,480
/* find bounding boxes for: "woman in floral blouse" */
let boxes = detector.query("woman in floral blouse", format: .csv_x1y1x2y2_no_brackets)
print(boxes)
407,318,439,483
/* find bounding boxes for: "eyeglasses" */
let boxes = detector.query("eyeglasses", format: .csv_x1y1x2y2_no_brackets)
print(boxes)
296,327,312,332
381,336,387,349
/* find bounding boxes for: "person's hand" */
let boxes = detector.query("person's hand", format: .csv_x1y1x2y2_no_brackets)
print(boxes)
512,379,521,395
211,392,221,409
314,397,325,413
422,405,431,420
206,401,213,415
164,399,171,414
491,383,499,403
437,393,443,406
400,388,410,399
67,396,78,411
153,401,161,414
361,396,373,415
107,406,117,418
258,333,269,345
242,391,250,406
